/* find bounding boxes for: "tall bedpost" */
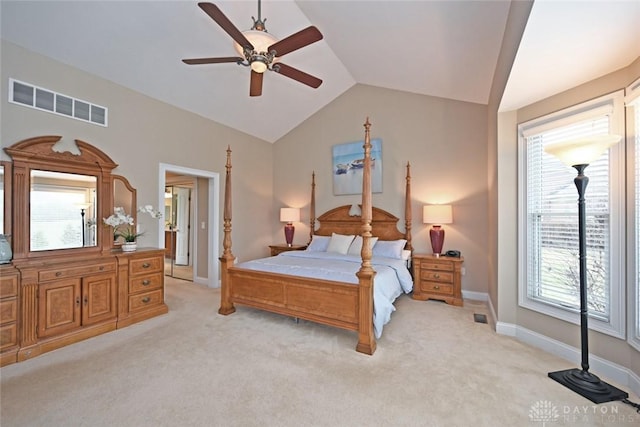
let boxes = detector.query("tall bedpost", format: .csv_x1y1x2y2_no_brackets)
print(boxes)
309,171,316,245
356,117,376,355
405,162,413,253
218,145,236,315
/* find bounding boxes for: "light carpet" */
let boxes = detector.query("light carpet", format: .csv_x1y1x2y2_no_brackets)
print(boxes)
1,277,638,427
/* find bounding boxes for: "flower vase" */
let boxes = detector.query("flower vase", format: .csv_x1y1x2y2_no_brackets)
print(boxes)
122,242,137,252
0,235,12,264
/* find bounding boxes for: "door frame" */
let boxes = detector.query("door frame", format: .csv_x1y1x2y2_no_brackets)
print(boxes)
158,163,219,288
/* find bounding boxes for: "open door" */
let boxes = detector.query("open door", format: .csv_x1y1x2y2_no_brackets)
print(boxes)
174,186,191,266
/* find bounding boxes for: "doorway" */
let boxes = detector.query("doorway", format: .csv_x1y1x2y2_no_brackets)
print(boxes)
158,164,219,288
164,184,193,281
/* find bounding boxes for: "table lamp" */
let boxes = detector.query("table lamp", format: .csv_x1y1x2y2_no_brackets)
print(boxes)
280,207,300,247
423,204,452,257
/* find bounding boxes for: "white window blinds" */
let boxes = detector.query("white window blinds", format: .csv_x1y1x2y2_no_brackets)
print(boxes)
525,117,612,320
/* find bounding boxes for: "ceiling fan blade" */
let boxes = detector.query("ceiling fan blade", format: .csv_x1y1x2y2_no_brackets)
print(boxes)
182,57,243,65
268,26,323,57
273,63,322,89
250,70,263,97
198,2,253,50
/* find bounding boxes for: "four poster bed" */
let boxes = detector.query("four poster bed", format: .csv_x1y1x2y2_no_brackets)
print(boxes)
218,119,413,355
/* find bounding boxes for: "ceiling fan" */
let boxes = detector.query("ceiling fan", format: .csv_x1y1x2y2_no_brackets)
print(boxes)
183,1,324,97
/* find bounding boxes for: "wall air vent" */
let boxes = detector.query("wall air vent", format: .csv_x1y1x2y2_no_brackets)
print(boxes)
8,78,108,127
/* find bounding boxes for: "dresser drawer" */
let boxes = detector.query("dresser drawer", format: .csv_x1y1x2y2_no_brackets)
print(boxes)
420,270,453,283
0,322,17,350
39,261,116,282
420,261,453,272
419,281,454,296
129,272,163,294
129,289,163,313
0,298,17,324
0,275,18,298
130,257,163,275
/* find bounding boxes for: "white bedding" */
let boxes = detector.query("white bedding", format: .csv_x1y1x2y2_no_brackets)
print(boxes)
235,251,413,339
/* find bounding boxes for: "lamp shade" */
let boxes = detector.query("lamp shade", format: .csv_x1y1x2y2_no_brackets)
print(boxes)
544,135,621,166
423,205,453,225
280,208,300,223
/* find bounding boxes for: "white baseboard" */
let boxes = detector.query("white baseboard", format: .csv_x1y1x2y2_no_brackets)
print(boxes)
462,290,488,301
497,321,640,398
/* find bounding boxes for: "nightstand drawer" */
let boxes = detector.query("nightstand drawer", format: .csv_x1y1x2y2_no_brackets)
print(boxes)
419,281,453,296
420,261,453,272
420,270,453,283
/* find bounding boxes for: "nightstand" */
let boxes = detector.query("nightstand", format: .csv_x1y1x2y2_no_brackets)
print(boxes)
269,244,308,256
412,254,464,306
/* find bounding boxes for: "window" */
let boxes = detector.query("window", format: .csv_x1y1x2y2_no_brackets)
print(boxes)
518,92,625,337
627,77,640,350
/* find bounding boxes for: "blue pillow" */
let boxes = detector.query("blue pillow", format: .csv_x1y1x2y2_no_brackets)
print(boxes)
306,235,331,252
372,239,407,259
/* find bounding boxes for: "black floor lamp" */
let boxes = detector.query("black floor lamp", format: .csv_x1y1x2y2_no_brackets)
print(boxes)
544,135,628,404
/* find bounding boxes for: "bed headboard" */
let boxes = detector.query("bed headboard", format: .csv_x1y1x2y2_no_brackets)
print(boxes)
315,205,407,242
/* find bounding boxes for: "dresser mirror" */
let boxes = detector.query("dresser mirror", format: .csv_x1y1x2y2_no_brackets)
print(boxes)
112,174,137,246
4,136,119,260
30,169,98,251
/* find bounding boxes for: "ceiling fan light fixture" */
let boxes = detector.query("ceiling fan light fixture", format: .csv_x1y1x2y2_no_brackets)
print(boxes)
250,58,269,73
234,30,278,56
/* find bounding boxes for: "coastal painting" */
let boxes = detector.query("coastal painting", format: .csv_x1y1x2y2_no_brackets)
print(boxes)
332,138,382,195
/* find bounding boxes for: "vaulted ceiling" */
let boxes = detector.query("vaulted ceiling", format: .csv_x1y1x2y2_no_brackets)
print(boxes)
2,1,639,143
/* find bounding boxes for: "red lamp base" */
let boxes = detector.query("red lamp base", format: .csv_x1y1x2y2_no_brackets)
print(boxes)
284,223,295,247
429,225,445,256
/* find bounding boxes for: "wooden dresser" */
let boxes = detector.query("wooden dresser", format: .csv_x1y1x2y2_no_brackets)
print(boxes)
116,248,168,328
0,248,167,366
1,136,169,367
0,265,20,366
412,254,464,306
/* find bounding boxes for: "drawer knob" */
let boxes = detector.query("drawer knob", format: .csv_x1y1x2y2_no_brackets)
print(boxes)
55,272,62,277
142,263,151,269
141,296,151,303
434,273,440,279
434,285,440,290
99,266,104,271
142,280,151,286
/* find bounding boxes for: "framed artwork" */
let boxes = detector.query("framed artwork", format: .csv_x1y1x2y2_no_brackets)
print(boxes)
332,138,382,195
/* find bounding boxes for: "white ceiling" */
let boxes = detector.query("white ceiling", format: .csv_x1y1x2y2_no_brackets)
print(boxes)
1,1,639,143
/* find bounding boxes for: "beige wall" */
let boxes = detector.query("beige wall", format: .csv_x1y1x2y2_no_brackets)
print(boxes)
487,0,533,325
1,40,274,273
274,84,490,294
497,57,640,373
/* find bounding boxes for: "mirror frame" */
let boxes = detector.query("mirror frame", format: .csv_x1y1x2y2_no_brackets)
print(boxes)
112,174,137,248
1,160,11,238
4,136,118,260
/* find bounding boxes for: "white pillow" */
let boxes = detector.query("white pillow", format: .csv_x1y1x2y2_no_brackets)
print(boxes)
372,239,407,259
326,233,355,255
306,235,330,252
347,236,379,255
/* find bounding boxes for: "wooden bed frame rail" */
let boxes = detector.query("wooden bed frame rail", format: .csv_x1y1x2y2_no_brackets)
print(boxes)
218,119,411,355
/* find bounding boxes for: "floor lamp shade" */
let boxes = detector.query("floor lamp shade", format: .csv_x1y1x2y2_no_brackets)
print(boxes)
544,135,627,404
280,208,300,247
423,205,452,256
